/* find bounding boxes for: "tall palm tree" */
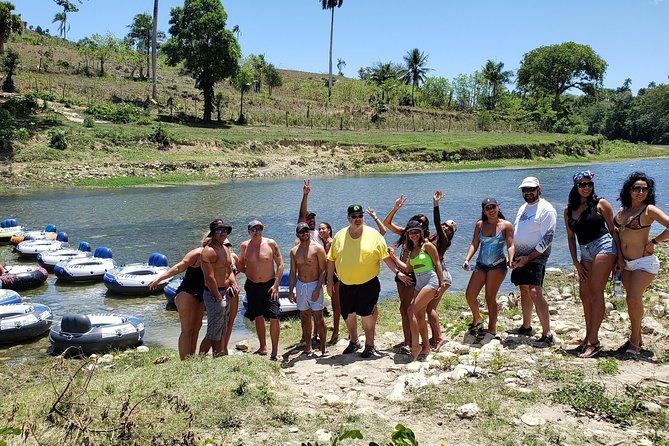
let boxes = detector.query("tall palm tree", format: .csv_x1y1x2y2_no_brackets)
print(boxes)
52,11,68,39
481,59,512,109
320,0,343,99
336,57,346,76
402,48,430,106
151,0,158,99
0,1,23,54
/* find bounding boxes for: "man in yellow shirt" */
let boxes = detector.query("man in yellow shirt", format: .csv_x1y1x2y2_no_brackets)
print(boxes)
327,204,409,358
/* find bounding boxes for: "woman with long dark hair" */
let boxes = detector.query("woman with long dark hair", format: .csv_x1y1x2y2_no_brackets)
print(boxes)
318,221,342,344
564,171,620,358
462,198,514,338
615,171,669,356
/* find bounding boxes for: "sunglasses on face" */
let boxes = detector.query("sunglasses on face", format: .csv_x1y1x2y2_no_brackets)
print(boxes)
521,187,537,193
350,214,364,219
632,186,649,193
577,182,594,189
484,204,497,211
249,227,263,233
214,228,227,235
297,228,309,234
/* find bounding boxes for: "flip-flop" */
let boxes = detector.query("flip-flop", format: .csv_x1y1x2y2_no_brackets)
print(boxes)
578,343,602,358
253,349,268,356
468,320,484,335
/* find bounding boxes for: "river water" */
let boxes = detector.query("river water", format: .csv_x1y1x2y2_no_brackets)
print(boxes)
2,158,669,358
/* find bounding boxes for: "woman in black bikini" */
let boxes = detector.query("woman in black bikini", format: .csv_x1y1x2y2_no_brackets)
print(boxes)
564,171,621,358
615,172,669,356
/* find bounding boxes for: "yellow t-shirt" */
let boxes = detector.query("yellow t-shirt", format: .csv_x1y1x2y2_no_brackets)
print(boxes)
327,226,389,285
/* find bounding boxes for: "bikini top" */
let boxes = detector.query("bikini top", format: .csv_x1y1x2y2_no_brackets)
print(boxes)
614,205,651,231
409,249,436,273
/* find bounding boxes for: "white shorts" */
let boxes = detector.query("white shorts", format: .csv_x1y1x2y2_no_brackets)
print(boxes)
624,255,660,275
296,279,324,311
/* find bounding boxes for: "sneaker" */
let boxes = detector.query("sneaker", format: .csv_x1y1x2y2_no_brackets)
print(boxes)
505,325,533,336
360,345,375,358
532,334,555,348
343,341,362,354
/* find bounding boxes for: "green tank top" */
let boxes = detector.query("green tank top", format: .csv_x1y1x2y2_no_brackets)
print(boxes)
409,249,435,273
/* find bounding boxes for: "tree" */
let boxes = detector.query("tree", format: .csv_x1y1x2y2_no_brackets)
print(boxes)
151,0,158,99
481,59,512,110
52,12,68,39
247,53,266,93
231,66,253,123
90,32,119,76
1,47,19,92
127,12,164,79
162,0,240,122
0,1,23,54
402,48,430,106
336,57,345,76
320,0,343,99
516,41,607,111
264,63,282,96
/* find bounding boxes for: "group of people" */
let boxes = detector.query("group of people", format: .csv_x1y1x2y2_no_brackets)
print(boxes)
155,170,668,362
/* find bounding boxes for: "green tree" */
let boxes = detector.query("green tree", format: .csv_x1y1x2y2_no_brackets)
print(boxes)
231,66,253,123
1,47,19,92
162,0,240,122
402,48,430,106
336,57,345,76
516,41,607,111
363,61,402,102
0,1,23,54
90,32,119,76
264,63,282,96
320,0,343,99
419,76,452,109
481,59,512,110
52,12,68,39
127,12,165,79
247,53,266,93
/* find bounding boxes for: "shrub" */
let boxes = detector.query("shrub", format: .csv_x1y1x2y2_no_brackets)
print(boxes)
150,124,171,146
48,129,69,150
86,102,146,124
83,116,94,128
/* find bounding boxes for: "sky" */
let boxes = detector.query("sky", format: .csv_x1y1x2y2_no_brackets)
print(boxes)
14,0,669,93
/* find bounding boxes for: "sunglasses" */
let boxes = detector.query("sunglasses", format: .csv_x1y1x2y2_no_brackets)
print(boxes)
214,228,227,234
632,186,649,193
297,228,309,234
484,204,497,211
249,227,263,233
577,182,594,189
350,214,364,219
521,187,537,193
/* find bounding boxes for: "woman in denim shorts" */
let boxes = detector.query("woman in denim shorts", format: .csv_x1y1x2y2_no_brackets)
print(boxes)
564,171,621,358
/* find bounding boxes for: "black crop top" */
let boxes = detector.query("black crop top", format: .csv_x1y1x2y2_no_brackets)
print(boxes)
568,201,609,245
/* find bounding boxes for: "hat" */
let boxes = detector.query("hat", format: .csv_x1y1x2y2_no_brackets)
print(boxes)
305,210,316,218
223,238,232,247
247,219,264,230
444,219,457,233
296,222,310,233
519,176,540,189
209,219,232,236
405,220,423,232
347,204,364,216
573,170,595,185
481,197,498,209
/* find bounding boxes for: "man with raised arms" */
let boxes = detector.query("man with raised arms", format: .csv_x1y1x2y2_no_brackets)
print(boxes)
239,219,285,360
289,222,328,356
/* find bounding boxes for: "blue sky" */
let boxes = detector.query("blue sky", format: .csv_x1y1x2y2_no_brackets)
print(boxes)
16,0,668,93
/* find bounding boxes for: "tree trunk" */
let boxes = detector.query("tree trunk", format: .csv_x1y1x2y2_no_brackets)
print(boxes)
0,41,4,55
239,89,244,121
327,7,335,98
151,0,159,100
202,83,213,122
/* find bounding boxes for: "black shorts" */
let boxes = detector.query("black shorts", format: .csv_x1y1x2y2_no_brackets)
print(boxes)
244,278,280,321
475,261,508,274
511,263,546,287
394,272,416,287
339,277,380,319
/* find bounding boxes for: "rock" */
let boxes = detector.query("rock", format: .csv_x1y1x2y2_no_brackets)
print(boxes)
512,314,522,321
450,364,476,380
289,426,299,433
642,402,662,413
651,305,665,318
604,302,614,314
406,362,429,372
657,395,669,406
561,286,572,297
316,429,332,443
354,375,367,383
235,340,249,351
549,308,559,315
552,321,580,335
136,346,149,353
97,354,114,364
516,369,534,380
322,394,340,406
658,291,669,299
387,376,407,401
521,413,546,426
456,403,480,419
479,338,502,352
435,351,458,361
641,317,664,334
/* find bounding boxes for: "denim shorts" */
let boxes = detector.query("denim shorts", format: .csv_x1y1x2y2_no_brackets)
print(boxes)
414,270,439,291
579,233,617,263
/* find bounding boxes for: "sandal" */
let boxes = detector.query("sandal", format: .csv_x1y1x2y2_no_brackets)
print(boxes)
467,320,484,335
624,342,641,358
578,342,602,358
476,329,497,339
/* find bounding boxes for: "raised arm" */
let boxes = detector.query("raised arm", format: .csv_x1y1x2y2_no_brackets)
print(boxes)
432,191,449,257
383,195,407,235
298,178,310,223
366,207,387,235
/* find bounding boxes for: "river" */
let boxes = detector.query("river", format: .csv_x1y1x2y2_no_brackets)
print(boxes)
2,158,669,358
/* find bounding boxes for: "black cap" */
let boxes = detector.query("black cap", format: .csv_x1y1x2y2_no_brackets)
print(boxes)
405,220,423,232
347,204,364,216
306,210,316,218
296,222,310,233
481,197,498,209
209,219,232,236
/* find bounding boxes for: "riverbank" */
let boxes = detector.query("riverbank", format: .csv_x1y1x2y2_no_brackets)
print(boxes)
1,258,668,445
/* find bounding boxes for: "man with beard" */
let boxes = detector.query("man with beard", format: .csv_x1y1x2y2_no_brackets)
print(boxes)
507,177,557,347
289,222,327,356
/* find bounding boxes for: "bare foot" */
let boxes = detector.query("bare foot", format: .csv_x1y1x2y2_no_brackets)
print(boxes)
410,345,422,361
431,337,447,352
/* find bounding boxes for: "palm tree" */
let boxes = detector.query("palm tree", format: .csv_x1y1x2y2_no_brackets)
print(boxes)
0,1,23,54
52,11,69,39
402,48,430,106
481,59,512,109
320,0,343,99
232,25,240,41
336,57,346,76
151,0,158,99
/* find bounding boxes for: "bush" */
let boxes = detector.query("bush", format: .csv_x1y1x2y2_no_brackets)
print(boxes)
150,124,171,147
48,129,69,150
86,102,146,124
83,116,94,128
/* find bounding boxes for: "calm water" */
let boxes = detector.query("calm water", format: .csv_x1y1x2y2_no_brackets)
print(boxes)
2,158,669,358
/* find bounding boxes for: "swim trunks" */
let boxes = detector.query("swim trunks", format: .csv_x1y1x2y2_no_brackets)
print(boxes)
244,278,280,320
203,287,231,341
295,279,324,311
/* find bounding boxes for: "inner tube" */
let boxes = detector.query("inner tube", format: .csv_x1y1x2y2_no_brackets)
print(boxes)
0,303,52,344
0,265,49,291
54,247,115,283
103,253,169,295
16,232,69,258
0,219,22,243
10,224,57,246
0,289,21,306
164,277,182,309
242,271,298,316
49,313,145,355
37,241,91,270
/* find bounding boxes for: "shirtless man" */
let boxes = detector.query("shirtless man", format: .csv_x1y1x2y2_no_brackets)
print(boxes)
289,222,327,356
199,219,238,357
239,220,285,360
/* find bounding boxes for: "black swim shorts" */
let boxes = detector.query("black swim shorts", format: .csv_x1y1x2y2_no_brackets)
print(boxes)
244,278,280,320
339,277,381,319
510,262,546,287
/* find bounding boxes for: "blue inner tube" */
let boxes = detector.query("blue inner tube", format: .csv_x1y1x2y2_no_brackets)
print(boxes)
0,303,52,344
0,289,21,306
49,313,145,355
0,266,49,291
